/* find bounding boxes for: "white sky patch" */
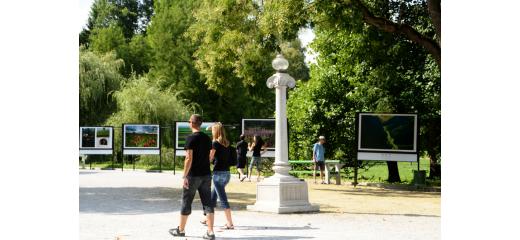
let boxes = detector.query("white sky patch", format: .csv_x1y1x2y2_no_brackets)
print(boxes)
297,27,318,65
79,0,94,32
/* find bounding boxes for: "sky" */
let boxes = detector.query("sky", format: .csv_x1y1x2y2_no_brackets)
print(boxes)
78,0,316,64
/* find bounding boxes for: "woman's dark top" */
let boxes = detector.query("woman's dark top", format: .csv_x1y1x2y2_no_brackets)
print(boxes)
252,140,264,157
212,141,230,171
236,140,248,160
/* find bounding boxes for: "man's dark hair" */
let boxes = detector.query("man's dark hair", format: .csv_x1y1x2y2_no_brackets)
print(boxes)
240,134,245,141
190,114,203,127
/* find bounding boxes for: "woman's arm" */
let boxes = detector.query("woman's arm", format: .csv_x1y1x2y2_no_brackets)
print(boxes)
261,144,268,155
209,149,216,163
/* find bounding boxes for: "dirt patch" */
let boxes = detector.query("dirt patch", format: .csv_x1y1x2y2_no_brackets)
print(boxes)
225,179,440,217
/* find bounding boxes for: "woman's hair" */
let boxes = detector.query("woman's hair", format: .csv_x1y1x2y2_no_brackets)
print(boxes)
254,135,263,146
212,123,229,147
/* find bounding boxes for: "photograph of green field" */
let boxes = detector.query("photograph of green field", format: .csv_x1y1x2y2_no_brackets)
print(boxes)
359,114,416,152
80,127,95,148
96,128,110,138
176,122,214,149
124,125,159,148
242,119,275,149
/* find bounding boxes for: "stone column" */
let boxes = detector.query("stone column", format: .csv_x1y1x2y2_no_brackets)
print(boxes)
247,55,319,213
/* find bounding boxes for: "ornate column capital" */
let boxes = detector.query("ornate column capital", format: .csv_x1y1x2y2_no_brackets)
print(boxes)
266,73,296,89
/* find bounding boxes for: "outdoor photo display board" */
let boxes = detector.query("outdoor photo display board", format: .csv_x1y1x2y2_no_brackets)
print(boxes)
175,122,215,156
242,119,275,150
357,113,418,162
123,124,160,155
79,127,113,155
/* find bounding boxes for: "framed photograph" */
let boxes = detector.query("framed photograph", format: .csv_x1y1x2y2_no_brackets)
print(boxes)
123,124,160,148
242,119,275,150
79,127,113,155
175,121,215,150
356,113,418,162
123,124,160,155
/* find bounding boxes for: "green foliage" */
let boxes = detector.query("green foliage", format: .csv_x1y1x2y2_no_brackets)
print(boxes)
106,75,189,149
287,0,440,175
89,24,127,54
185,0,309,121
79,47,125,125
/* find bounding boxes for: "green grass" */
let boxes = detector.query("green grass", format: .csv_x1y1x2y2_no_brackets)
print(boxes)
80,157,439,185
355,160,430,183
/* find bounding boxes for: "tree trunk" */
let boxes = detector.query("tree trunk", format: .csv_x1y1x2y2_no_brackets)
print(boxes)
428,153,441,179
386,161,401,182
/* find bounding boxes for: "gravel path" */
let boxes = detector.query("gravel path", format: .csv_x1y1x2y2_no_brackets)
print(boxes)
79,170,440,240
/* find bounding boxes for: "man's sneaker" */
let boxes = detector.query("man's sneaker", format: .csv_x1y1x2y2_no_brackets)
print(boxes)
202,231,215,240
168,227,185,237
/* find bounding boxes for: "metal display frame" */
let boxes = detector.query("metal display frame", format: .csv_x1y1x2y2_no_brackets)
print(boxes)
241,118,276,157
79,126,115,169
353,113,420,186
122,124,162,172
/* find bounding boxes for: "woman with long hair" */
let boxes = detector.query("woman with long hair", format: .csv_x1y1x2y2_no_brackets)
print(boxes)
247,135,266,182
202,123,234,229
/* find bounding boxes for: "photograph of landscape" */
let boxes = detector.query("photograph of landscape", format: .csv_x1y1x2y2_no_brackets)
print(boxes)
242,119,275,149
176,122,214,149
359,114,416,152
124,125,159,148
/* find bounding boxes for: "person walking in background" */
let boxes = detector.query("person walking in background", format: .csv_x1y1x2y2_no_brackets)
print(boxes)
236,135,248,182
313,136,326,184
169,114,215,240
248,135,266,182
205,123,235,229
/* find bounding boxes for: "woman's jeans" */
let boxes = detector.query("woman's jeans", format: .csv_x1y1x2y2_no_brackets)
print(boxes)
211,171,231,209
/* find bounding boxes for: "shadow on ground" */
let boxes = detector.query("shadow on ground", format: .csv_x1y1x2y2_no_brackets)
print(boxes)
79,187,258,215
312,187,440,199
219,236,314,240
80,187,181,214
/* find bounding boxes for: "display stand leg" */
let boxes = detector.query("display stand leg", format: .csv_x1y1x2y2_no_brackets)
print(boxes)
133,155,136,171
159,151,163,173
173,151,176,175
353,160,358,187
112,154,115,170
89,157,92,170
122,155,124,172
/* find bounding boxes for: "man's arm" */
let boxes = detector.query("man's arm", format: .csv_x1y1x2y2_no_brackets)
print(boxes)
182,150,193,189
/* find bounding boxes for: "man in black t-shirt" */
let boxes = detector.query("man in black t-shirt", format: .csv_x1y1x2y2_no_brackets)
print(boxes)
169,114,215,240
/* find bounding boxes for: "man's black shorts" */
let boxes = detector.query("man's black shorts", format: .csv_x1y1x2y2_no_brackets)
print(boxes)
180,175,214,215
315,161,325,171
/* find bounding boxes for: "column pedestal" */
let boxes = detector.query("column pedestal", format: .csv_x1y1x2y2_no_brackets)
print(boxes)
247,176,319,213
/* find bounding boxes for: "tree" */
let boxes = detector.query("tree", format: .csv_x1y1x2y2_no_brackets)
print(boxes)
287,0,440,182
277,0,440,69
79,47,125,126
81,0,145,43
106,75,190,150
350,0,440,67
186,0,310,122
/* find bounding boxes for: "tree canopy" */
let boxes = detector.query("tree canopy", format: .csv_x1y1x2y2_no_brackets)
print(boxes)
79,0,441,180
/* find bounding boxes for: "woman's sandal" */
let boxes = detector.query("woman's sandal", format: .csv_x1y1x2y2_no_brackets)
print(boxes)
222,224,234,230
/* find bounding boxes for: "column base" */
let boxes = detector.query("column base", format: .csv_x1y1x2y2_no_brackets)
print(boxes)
247,176,319,214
